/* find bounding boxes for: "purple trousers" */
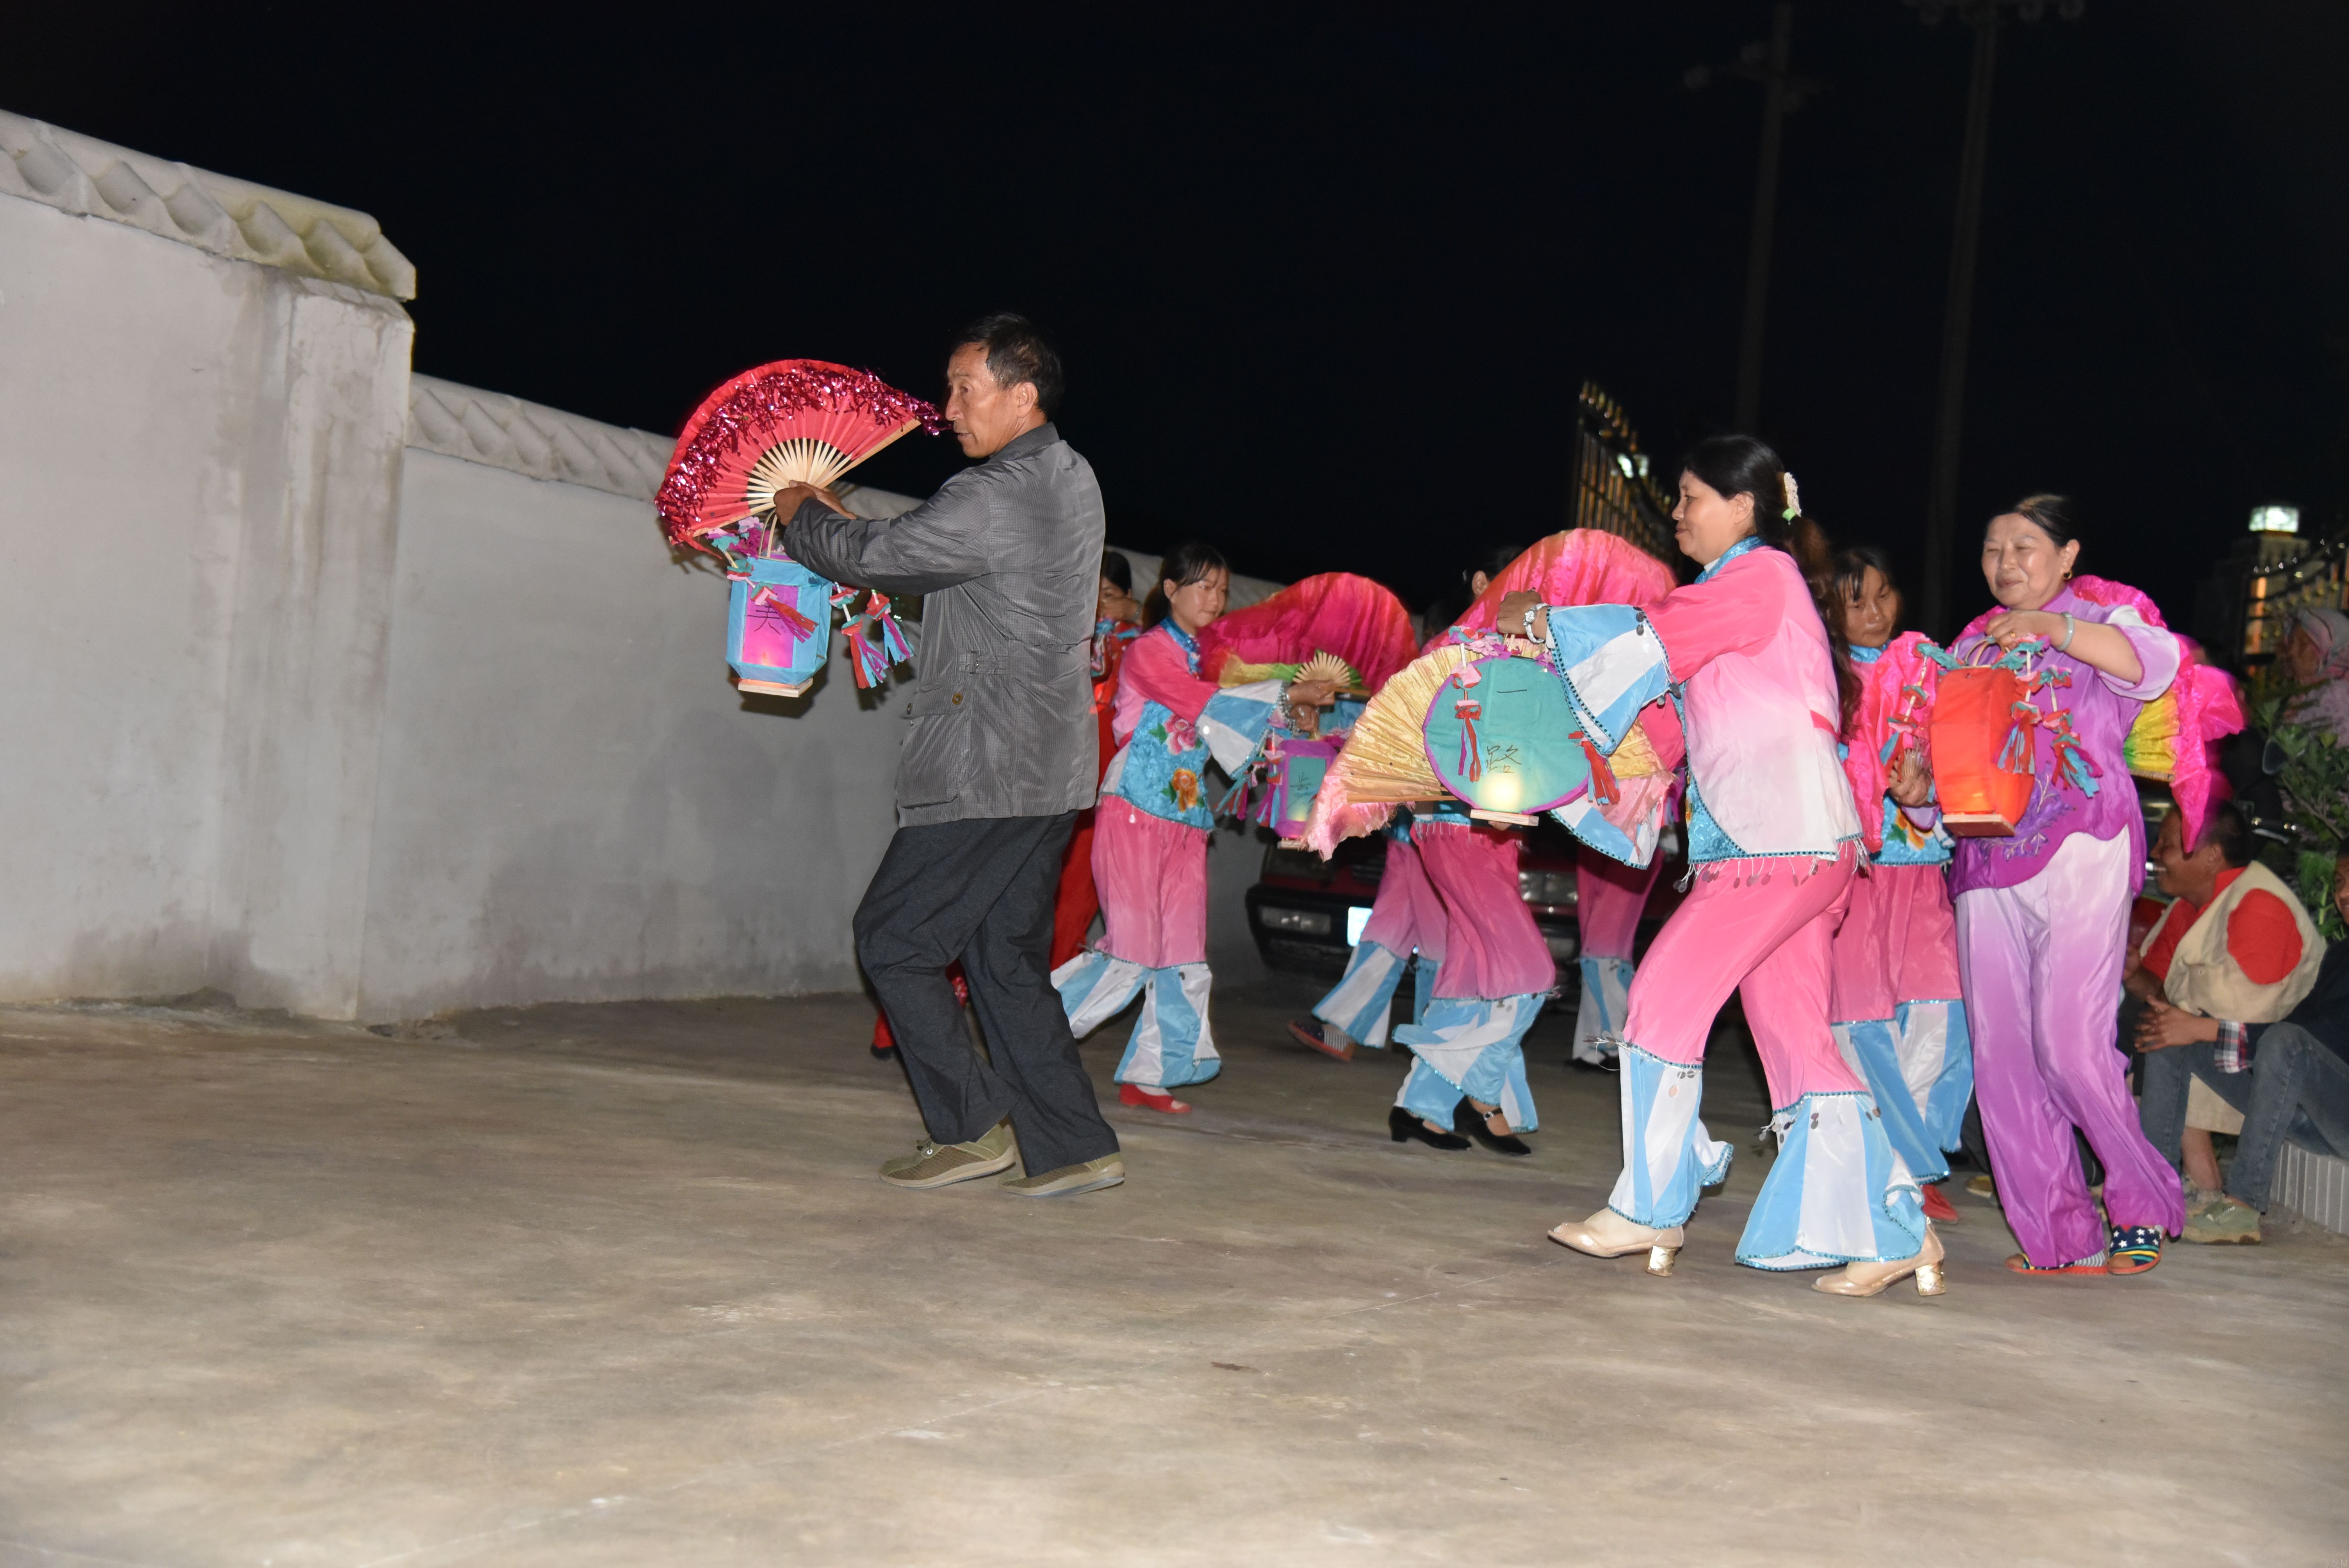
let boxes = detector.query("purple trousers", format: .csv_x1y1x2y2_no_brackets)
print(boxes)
1953,829,2185,1265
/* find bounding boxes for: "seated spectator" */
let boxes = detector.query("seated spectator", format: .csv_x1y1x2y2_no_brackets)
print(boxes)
2280,606,2349,745
2134,806,2337,1243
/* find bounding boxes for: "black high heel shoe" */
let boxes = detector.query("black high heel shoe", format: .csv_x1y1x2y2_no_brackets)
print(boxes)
1453,1100,1532,1157
1388,1105,1470,1150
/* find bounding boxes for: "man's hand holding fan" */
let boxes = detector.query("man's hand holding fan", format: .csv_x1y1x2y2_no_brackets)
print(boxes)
655,359,944,697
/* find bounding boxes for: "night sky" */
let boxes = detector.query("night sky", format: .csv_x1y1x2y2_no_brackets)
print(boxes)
11,4,2344,632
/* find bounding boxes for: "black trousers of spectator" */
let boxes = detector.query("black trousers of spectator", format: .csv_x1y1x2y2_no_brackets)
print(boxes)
854,811,1119,1176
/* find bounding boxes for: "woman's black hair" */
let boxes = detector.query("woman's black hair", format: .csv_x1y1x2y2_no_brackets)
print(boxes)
2002,493,2078,552
1145,540,1228,626
1100,549,1133,595
1680,433,1859,729
1465,542,1526,592
1829,544,1900,616
1422,542,1526,631
1826,544,1902,735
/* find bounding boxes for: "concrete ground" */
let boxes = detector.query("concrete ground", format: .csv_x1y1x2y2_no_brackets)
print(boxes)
2,982,2344,1568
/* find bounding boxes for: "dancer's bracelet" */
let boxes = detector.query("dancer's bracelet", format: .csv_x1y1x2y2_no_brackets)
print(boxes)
2058,612,2076,652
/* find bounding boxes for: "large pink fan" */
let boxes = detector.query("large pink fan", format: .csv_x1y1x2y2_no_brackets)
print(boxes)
2064,577,2242,848
1194,572,1419,693
657,359,943,554
1450,529,1678,634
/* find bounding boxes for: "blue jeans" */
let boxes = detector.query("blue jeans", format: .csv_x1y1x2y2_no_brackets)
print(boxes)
2138,1024,2349,1211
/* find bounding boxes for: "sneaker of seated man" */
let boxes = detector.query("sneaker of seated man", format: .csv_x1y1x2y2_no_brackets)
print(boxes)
2134,816,2344,1243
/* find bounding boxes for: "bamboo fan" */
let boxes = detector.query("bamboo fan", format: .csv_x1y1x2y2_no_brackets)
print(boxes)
1297,643,1481,855
1612,723,1662,777
1293,650,1356,690
1218,650,1365,694
1300,644,1666,855
657,360,943,556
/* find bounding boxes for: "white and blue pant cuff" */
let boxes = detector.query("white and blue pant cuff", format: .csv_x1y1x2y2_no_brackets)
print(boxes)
1572,956,1633,1065
1736,1090,1927,1270
1313,939,1408,1049
1394,993,1543,1133
1054,949,1222,1090
1606,1043,1732,1228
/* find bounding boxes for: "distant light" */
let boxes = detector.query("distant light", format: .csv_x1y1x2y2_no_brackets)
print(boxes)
1616,453,1637,481
2250,504,2300,535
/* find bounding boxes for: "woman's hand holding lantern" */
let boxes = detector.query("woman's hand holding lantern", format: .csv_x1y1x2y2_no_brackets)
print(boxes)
1887,744,1934,808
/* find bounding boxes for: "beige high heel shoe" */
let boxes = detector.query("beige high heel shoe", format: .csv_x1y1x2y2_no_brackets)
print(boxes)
1547,1209,1685,1276
1813,1223,1946,1299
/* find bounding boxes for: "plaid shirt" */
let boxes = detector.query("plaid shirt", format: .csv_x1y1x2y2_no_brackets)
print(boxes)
2215,1019,2250,1074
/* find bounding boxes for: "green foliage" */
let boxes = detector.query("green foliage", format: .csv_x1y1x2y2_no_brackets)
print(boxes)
2254,690,2349,940
2299,849,2347,942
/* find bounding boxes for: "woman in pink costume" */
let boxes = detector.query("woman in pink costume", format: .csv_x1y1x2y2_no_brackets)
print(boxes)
1385,806,1556,1156
1504,435,1939,1299
1054,543,1338,1113
1895,496,2184,1276
1289,817,1447,1067
1827,546,1973,1228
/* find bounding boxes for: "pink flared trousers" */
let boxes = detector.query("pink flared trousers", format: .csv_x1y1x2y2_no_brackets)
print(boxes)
1622,852,1864,1108
1412,820,1556,1001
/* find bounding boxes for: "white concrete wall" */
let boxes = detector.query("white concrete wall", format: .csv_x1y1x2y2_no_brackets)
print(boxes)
356,451,903,1019
0,191,410,1014
0,167,1274,1021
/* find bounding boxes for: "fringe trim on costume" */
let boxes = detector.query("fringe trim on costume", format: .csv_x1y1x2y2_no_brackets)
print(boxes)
1686,836,1864,889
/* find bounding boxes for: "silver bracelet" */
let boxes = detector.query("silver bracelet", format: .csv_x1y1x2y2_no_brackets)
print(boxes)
2058,612,2076,652
1521,604,1542,641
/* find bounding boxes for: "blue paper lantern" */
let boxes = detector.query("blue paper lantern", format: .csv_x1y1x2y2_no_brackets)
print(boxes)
1420,654,1593,818
726,554,834,696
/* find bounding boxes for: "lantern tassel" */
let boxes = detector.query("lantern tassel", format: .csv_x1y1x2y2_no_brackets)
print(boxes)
1455,696,1483,782
1574,729,1619,806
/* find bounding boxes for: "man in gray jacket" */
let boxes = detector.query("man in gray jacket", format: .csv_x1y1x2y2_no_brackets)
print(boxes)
777,314,1123,1197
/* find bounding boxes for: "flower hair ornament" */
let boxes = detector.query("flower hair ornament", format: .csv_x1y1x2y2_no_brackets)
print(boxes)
1781,471,1803,522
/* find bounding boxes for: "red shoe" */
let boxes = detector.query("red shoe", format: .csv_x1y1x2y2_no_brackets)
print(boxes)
1287,1018,1356,1062
1920,1183,1962,1225
1119,1082,1192,1114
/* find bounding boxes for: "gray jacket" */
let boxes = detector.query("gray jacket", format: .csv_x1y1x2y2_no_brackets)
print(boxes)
782,423,1103,825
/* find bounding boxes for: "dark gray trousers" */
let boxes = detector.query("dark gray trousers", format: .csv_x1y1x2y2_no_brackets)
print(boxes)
854,811,1119,1176
2138,1024,2349,1210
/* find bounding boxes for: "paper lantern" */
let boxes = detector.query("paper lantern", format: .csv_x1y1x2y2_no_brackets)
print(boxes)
1265,738,1338,843
1420,655,1599,823
1928,664,2034,836
726,555,833,697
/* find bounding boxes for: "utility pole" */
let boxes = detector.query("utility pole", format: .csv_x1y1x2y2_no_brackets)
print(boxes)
1690,7,1822,435
1910,0,2084,636
1736,4,1794,433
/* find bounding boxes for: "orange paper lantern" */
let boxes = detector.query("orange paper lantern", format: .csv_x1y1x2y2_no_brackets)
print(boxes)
1929,665,2035,837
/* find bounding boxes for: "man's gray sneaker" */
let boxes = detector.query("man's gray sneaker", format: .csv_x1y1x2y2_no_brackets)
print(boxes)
1000,1153,1126,1198
879,1121,1017,1189
2182,1194,2263,1245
